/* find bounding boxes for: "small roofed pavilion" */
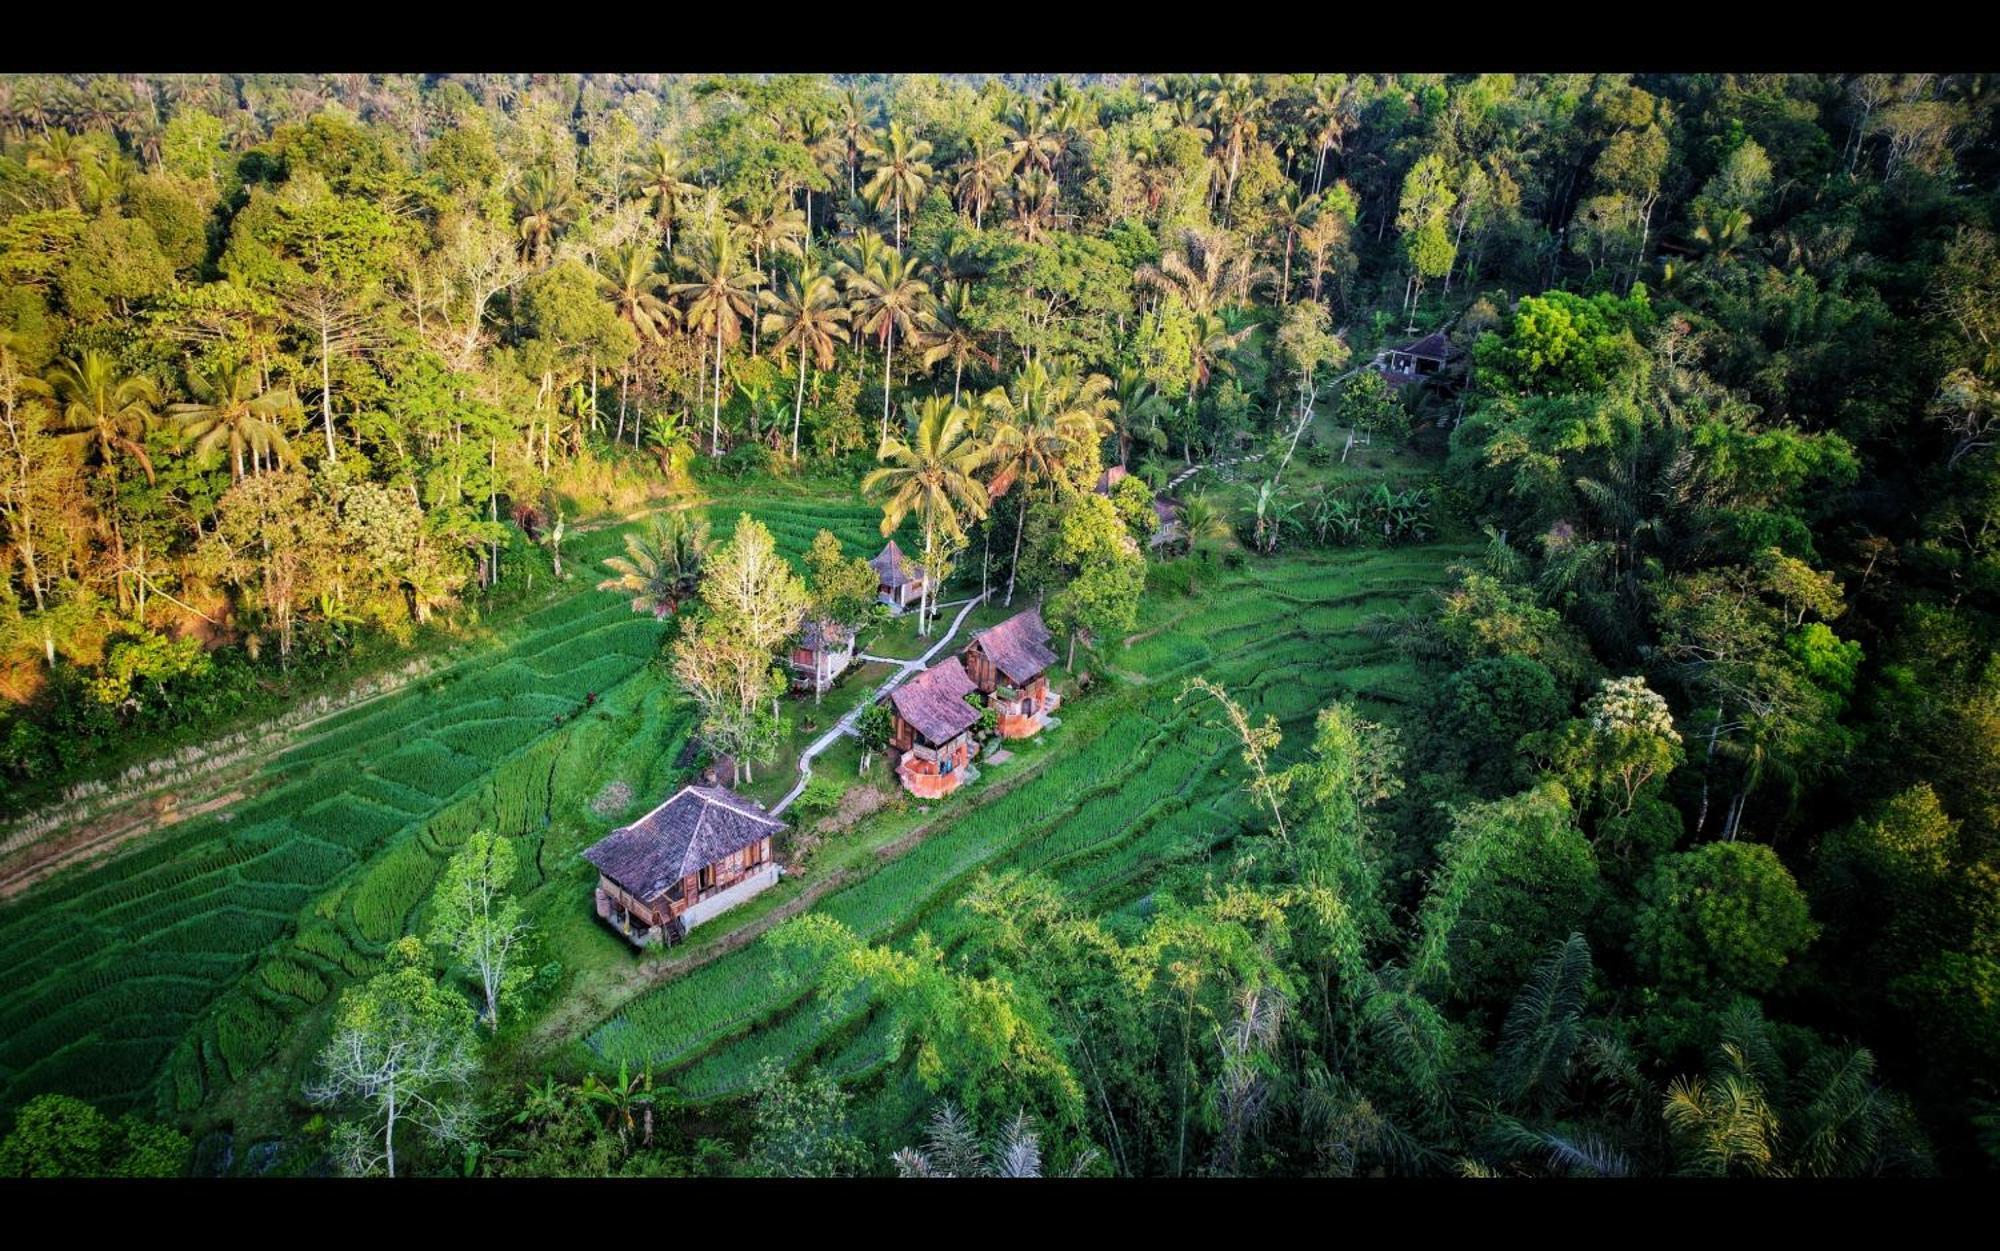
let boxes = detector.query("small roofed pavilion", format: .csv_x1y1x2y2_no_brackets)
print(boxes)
887,659,981,798
871,539,925,613
962,607,1061,739
582,785,784,947
789,617,856,696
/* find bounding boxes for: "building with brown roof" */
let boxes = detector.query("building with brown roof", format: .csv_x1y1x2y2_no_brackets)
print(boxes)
870,539,925,613
962,607,1061,739
887,659,981,798
789,617,856,696
1374,330,1466,389
1093,464,1129,495
581,785,785,947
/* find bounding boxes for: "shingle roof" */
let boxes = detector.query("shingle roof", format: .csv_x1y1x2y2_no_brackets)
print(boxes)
798,617,854,651
969,608,1059,686
889,659,981,744
581,785,784,903
1395,330,1463,361
871,540,922,589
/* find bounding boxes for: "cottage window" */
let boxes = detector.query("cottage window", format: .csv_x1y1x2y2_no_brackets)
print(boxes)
699,864,716,891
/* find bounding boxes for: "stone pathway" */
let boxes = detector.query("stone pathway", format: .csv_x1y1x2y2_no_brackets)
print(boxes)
770,593,989,816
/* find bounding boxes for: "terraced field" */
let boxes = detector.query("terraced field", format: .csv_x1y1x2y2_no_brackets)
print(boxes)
575,541,1473,1134
0,490,894,1124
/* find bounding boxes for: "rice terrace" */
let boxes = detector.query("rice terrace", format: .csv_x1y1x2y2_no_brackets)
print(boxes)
0,66,1994,1183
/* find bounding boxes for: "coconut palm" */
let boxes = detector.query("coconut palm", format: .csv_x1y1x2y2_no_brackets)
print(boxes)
846,247,934,444
861,121,933,248
168,364,302,480
736,193,808,356
670,212,763,457
1304,75,1357,196
1137,225,1274,316
26,130,91,208
1202,73,1267,223
918,281,996,406
837,87,871,200
954,136,1014,230
980,361,1115,606
597,243,676,344
1270,185,1320,302
1176,493,1232,558
1007,97,1064,176
862,396,989,636
598,511,712,619
629,141,701,255
513,166,578,265
34,350,161,484
1009,167,1060,244
1110,366,1169,468
760,256,851,461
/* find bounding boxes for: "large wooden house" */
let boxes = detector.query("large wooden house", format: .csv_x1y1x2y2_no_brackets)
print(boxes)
582,785,784,948
962,607,1061,739
887,659,981,799
789,617,856,696
871,539,925,613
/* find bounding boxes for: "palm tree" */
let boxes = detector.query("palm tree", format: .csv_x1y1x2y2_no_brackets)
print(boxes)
671,212,763,457
1137,225,1273,316
1007,97,1064,176
168,364,301,480
26,130,90,208
847,247,934,445
862,396,990,637
760,256,851,461
36,350,161,485
1202,73,1267,223
599,511,712,618
736,194,808,356
979,362,1115,606
1304,75,1357,196
629,141,700,255
954,136,1014,230
597,242,676,441
513,166,578,265
1110,366,1169,469
1175,493,1231,559
861,121,934,248
1270,185,1320,302
918,281,996,406
1009,168,1060,244
837,87,871,200
597,243,676,343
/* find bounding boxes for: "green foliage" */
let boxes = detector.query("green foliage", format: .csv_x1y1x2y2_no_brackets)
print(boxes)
1635,842,1819,997
0,1094,189,1178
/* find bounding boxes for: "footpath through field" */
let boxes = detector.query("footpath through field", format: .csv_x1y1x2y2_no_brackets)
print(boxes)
770,592,988,817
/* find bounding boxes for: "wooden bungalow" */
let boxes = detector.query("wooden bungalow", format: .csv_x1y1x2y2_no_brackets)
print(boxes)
582,785,785,948
789,617,856,696
887,659,982,799
962,607,1061,739
1374,330,1466,389
871,539,925,614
